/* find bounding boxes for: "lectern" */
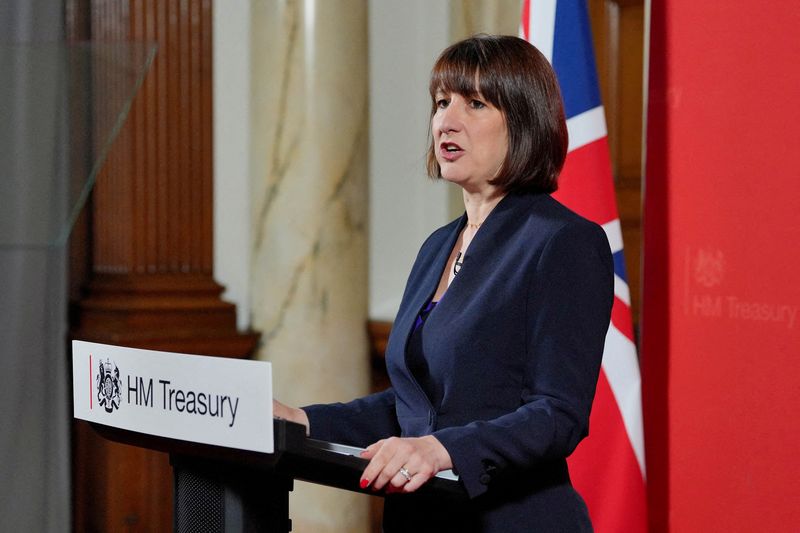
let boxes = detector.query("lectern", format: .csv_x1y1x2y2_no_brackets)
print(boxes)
73,339,463,532
91,419,466,532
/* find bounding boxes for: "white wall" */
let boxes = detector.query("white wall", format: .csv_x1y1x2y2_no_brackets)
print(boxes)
212,0,251,330
367,0,453,320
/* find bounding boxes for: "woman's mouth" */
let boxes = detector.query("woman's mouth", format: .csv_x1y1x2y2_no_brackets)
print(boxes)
439,142,464,161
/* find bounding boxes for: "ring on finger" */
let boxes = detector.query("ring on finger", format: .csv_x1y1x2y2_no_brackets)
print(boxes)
398,467,412,482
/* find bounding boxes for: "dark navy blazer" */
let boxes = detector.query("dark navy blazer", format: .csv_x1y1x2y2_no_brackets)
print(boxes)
305,192,613,532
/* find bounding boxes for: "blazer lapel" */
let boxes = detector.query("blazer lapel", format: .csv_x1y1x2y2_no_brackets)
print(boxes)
388,214,466,419
394,213,465,354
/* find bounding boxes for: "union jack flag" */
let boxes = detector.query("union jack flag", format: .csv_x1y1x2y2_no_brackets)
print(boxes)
520,1,648,530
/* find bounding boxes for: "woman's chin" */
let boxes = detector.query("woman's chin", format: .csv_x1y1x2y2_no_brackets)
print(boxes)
440,171,467,186
440,174,492,194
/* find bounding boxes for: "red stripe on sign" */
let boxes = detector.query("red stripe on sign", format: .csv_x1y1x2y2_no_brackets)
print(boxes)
568,370,648,532
89,354,93,410
552,138,619,226
611,297,635,343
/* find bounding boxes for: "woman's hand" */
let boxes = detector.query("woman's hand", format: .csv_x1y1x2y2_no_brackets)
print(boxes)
272,399,310,435
359,436,452,493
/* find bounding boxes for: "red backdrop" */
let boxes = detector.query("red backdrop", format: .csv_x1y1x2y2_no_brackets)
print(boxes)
643,2,800,531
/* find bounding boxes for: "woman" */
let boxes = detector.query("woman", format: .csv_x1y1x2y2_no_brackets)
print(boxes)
274,34,613,532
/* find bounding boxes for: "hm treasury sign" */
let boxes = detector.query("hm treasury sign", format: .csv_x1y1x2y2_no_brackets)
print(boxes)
72,341,274,453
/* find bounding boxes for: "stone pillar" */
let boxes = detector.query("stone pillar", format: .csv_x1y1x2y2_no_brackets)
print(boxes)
449,0,520,40
250,1,370,531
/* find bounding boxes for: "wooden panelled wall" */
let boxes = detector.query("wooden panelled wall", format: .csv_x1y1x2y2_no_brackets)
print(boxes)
590,0,644,329
67,1,258,531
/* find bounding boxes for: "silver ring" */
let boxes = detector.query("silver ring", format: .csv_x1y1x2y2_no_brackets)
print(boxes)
398,467,412,482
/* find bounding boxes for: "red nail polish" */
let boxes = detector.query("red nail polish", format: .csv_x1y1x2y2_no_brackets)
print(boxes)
359,478,370,489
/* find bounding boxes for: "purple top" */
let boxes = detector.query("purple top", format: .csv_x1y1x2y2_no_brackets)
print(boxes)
406,300,439,405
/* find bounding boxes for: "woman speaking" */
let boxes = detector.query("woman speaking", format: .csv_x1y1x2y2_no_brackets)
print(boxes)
274,34,613,532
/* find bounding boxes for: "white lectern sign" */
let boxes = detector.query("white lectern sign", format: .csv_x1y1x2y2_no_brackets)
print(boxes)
72,340,274,453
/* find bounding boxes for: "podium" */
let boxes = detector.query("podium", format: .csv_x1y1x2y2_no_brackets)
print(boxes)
91,418,466,532
73,341,466,531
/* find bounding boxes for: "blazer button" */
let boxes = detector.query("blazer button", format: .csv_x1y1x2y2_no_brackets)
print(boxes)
479,473,491,485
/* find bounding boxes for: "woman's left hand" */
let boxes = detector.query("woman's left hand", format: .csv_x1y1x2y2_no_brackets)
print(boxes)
359,435,453,493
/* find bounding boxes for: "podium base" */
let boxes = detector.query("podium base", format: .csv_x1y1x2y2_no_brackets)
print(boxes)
173,455,292,533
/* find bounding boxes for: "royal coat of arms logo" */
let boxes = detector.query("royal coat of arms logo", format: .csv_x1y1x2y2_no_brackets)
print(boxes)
693,248,725,288
96,358,122,413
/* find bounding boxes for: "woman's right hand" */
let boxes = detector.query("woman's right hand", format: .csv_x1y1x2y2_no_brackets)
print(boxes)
272,399,310,435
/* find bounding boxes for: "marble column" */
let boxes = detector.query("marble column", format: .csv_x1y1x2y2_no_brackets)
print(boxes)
249,1,370,532
449,0,521,41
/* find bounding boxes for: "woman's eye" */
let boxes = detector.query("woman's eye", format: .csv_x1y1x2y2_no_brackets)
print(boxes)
436,98,449,109
470,99,486,109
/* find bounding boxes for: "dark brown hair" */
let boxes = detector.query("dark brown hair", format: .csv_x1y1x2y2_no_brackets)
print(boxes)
426,34,568,194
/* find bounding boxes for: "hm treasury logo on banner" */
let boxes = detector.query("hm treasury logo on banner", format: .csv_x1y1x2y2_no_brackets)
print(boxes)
73,341,274,453
96,358,122,413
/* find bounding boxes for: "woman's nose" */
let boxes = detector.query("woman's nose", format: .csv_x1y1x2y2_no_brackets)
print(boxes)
437,105,463,134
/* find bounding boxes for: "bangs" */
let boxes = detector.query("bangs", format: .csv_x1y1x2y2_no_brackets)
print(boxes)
428,45,503,108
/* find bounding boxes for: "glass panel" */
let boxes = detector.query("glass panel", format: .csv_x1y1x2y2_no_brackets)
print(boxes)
0,42,156,249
